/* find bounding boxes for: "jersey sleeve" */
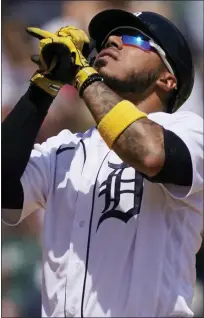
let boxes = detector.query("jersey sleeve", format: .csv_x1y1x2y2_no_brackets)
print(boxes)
2,129,80,226
148,111,203,202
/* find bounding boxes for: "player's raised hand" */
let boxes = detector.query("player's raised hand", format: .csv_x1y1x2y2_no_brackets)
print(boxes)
27,27,62,74
27,26,102,97
42,28,101,95
27,26,90,71
26,27,74,97
42,34,101,96
27,26,90,50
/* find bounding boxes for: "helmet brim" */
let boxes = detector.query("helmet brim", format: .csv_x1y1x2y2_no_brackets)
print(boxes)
89,9,152,52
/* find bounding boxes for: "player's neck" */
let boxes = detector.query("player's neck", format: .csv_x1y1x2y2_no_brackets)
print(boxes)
120,91,164,114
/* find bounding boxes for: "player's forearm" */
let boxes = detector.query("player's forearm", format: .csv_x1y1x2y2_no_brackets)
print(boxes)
2,85,53,208
82,81,165,176
2,85,53,180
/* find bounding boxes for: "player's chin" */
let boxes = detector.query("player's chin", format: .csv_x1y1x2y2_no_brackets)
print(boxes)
94,57,118,78
94,56,117,71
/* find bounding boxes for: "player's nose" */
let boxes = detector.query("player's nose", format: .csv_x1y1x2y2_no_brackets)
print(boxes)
105,35,123,50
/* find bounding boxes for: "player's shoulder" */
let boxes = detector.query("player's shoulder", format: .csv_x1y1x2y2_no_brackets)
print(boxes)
33,126,96,155
148,110,203,132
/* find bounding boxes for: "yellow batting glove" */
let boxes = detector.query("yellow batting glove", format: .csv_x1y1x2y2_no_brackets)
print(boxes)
27,26,90,70
26,28,63,97
27,27,55,40
27,27,58,72
55,26,90,52
27,26,91,73
27,27,102,96
30,71,63,97
39,34,101,95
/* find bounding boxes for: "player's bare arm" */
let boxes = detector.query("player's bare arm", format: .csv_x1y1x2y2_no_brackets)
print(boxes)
83,81,164,176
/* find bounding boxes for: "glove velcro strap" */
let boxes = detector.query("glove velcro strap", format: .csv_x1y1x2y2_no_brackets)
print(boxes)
74,67,99,92
98,100,147,148
31,72,62,97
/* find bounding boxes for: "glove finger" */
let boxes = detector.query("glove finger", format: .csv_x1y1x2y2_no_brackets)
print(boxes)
31,54,41,66
41,42,69,73
31,54,49,73
39,38,53,52
39,54,50,72
82,42,91,59
49,53,76,84
57,26,90,43
55,26,78,36
56,26,90,51
68,27,90,43
47,55,58,73
26,27,56,40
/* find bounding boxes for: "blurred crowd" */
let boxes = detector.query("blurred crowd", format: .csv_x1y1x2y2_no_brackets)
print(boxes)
1,1,203,317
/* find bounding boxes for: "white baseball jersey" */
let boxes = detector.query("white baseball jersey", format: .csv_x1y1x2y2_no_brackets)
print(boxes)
3,110,203,317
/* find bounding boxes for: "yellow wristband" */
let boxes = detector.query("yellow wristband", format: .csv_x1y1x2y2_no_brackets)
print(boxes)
98,100,147,148
74,67,98,91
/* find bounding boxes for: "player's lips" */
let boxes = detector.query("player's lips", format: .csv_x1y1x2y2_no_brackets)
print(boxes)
97,48,119,61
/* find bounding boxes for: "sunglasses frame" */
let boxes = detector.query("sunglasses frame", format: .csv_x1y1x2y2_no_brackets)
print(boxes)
101,26,177,86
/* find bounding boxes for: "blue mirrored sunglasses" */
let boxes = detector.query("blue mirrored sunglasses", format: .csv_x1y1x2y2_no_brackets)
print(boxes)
122,34,152,51
121,34,175,77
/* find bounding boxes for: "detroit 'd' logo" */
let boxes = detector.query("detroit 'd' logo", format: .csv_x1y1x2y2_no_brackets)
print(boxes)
97,161,144,231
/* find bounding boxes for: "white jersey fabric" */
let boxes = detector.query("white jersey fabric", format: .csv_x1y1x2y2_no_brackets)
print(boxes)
4,110,203,317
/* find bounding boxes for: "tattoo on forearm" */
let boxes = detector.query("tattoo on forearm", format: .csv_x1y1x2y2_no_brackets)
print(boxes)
83,81,122,122
83,81,164,175
113,119,164,174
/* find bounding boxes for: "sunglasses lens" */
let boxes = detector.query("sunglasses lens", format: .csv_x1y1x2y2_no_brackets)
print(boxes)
122,35,151,51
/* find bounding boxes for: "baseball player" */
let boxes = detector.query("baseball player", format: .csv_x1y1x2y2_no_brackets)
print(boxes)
2,9,203,317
